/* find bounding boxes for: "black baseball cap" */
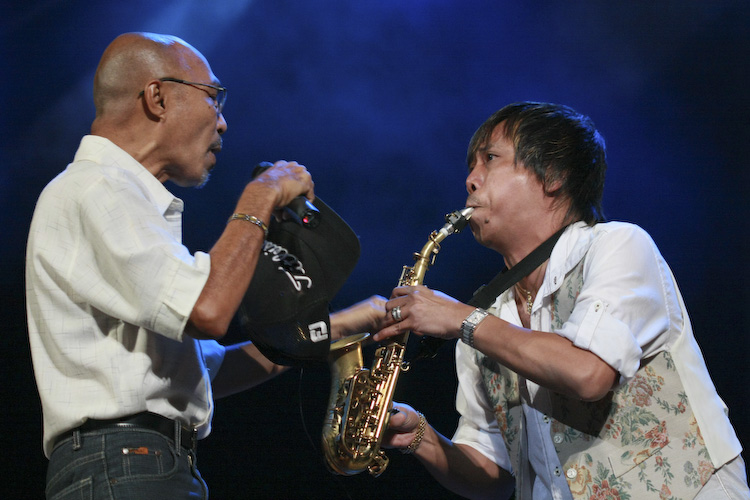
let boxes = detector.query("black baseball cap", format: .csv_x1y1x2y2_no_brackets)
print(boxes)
237,197,360,366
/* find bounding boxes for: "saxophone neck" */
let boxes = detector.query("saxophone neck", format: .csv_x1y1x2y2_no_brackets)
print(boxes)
412,207,475,277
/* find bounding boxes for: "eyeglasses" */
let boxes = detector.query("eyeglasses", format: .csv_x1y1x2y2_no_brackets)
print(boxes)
139,77,227,114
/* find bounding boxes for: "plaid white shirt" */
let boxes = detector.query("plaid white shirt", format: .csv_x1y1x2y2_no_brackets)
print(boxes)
26,136,224,457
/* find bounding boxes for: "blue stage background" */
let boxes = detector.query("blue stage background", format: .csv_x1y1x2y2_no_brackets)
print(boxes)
2,1,748,498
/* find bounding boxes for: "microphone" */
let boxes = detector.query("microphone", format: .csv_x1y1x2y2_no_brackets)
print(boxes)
252,162,321,228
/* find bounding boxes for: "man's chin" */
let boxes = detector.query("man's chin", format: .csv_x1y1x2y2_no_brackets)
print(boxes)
195,170,211,189
169,169,211,189
469,225,489,248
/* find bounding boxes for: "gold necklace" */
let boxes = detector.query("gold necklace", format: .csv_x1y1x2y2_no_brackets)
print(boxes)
516,283,533,315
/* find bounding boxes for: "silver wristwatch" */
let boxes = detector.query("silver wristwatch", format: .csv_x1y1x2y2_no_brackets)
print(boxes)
460,308,489,348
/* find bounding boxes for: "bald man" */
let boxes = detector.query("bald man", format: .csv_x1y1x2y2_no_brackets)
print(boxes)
26,32,383,498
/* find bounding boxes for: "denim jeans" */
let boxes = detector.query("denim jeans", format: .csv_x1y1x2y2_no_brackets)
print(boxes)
46,427,208,500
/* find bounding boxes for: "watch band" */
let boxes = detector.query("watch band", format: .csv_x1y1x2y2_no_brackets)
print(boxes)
461,308,489,348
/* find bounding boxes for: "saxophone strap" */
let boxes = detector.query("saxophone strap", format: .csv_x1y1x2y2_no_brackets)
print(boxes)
412,224,568,361
468,224,567,309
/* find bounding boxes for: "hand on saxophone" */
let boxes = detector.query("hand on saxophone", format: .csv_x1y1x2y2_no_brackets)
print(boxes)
382,402,427,452
372,285,475,343
330,295,388,341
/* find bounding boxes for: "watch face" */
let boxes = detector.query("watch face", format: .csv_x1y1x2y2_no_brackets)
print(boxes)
467,309,488,325
462,309,487,348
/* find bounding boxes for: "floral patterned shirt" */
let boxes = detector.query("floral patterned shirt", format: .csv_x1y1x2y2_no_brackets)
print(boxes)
452,221,742,499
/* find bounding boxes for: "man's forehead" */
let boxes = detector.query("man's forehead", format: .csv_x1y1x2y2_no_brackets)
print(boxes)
173,43,218,81
483,127,513,150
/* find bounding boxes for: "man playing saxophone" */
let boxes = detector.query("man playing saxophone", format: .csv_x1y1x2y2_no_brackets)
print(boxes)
373,102,749,499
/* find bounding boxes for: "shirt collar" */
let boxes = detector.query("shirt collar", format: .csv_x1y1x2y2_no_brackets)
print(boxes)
74,135,184,216
543,221,595,296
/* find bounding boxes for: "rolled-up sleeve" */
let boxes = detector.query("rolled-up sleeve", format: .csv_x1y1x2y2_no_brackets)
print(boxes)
153,250,211,340
555,224,672,381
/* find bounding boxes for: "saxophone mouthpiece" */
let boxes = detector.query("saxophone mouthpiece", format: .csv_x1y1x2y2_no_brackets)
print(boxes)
460,207,475,219
441,207,475,236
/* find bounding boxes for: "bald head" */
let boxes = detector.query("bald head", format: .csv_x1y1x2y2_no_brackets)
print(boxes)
93,32,208,118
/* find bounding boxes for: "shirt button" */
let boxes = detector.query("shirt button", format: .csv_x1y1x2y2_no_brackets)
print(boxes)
567,468,578,479
543,416,550,424
554,466,561,477
553,433,564,444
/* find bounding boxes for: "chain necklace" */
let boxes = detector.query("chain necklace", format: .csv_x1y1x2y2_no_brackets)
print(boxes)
516,283,533,315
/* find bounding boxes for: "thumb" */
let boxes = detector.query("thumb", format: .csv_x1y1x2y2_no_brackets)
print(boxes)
389,403,419,432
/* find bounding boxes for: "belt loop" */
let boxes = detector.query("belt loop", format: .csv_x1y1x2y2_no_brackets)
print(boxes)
190,428,197,451
174,420,182,456
72,429,81,451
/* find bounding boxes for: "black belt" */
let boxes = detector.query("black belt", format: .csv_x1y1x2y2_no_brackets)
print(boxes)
53,412,197,451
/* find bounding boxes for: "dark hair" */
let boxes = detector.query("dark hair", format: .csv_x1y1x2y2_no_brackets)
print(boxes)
467,102,607,224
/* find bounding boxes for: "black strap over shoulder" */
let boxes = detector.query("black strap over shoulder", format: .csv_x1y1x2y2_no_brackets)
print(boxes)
468,224,567,309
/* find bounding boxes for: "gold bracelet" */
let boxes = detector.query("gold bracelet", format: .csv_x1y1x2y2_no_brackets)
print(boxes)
228,213,268,238
400,411,426,454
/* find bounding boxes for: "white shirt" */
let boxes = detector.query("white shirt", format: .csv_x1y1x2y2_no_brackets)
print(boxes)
453,221,742,498
26,136,224,457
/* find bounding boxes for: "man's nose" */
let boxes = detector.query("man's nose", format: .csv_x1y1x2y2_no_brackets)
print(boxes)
217,112,228,134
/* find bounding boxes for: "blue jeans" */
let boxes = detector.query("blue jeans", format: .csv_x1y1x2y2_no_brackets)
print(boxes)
46,427,208,500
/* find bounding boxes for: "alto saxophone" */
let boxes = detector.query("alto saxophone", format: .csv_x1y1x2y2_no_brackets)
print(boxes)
322,207,474,477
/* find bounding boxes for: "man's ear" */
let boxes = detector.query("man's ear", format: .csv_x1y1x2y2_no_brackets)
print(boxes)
543,172,565,197
141,81,166,117
546,178,563,193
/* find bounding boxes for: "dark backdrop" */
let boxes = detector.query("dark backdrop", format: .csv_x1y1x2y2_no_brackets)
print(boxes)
3,1,748,498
